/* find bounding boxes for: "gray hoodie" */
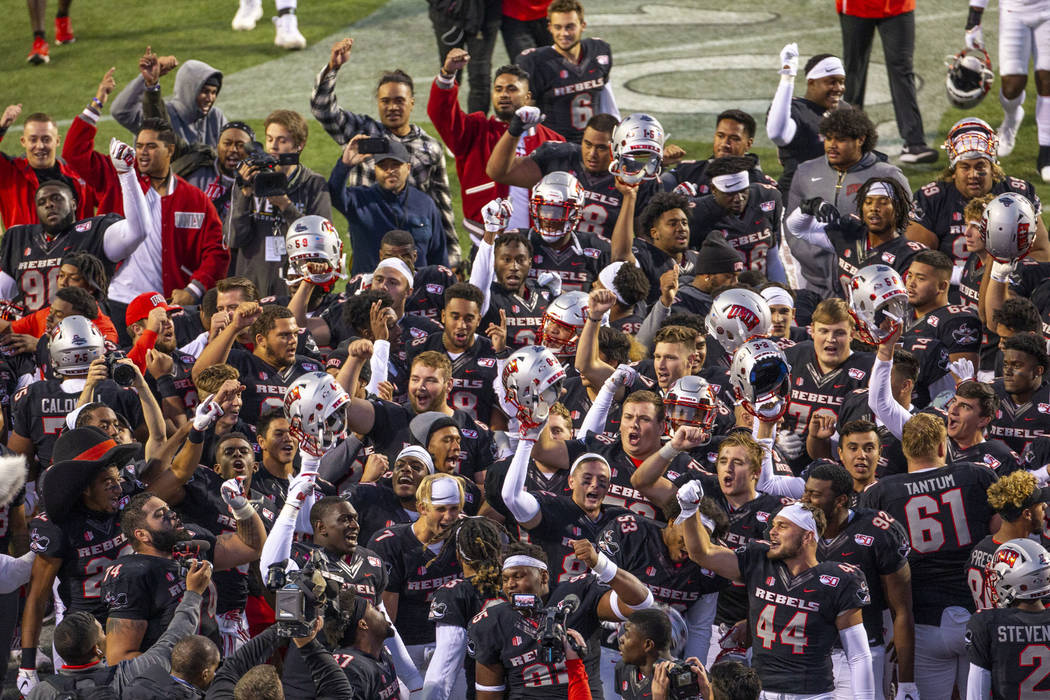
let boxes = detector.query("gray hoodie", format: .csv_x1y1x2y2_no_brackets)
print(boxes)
784,151,909,297
110,60,227,147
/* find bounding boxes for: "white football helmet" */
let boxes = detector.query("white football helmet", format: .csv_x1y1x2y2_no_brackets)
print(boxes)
730,338,792,422
981,192,1037,263
944,47,994,110
50,315,105,375
540,290,590,356
989,538,1050,608
283,371,351,456
706,288,772,354
285,215,347,290
944,116,999,167
847,264,910,346
501,345,567,429
530,172,585,243
609,113,665,185
664,375,718,440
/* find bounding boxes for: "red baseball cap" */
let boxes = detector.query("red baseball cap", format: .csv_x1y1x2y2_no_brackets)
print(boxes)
125,291,182,326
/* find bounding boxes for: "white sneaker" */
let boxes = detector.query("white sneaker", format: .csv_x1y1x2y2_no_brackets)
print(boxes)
274,13,306,49
998,107,1024,158
1041,165,1050,183
232,0,262,30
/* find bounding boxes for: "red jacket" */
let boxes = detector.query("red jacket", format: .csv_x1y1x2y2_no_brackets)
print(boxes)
62,115,229,296
837,0,914,18
0,135,97,229
427,79,563,227
502,0,551,21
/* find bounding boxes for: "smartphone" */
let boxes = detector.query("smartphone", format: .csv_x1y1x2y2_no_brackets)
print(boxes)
357,137,390,154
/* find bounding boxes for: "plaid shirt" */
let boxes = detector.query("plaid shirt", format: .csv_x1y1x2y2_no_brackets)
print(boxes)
311,66,460,265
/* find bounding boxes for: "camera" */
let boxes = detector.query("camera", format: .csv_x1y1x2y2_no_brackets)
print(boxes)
511,594,582,665
666,661,702,700
267,561,325,638
105,351,136,387
241,141,300,197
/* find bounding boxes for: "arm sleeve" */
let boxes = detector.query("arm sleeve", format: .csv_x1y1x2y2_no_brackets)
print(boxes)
422,624,469,700
382,600,424,691
756,435,804,498
868,358,911,439
115,590,204,693
0,552,34,594
966,664,992,700
566,658,593,700
766,79,798,146
205,626,280,699
502,437,541,522
318,434,364,484
634,300,671,350
765,244,787,283
577,381,616,438
224,185,254,250
103,171,151,262
600,83,620,120
0,272,18,301
299,638,355,699
784,209,834,251
108,76,148,133
468,238,495,318
365,339,391,396
840,621,874,700
259,495,298,572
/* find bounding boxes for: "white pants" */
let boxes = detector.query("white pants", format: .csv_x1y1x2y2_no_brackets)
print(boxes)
217,609,250,656
831,644,886,700
406,643,465,700
999,2,1050,75
914,607,971,700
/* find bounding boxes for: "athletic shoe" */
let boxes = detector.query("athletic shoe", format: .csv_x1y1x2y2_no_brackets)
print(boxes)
27,37,49,65
274,13,306,49
898,144,938,164
1039,146,1050,183
54,16,75,44
232,0,263,31
998,107,1024,158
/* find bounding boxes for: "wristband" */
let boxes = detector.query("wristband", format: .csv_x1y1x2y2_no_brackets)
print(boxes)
966,6,983,29
91,97,103,109
232,502,256,520
587,315,603,322
154,374,177,397
20,648,36,669
436,72,455,89
658,443,681,461
145,83,161,92
591,551,618,583
188,427,205,444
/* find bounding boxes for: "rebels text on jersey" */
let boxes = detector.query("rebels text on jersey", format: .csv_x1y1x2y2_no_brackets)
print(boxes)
966,606,1050,697
0,214,119,312
829,233,926,299
528,229,610,293
860,462,997,623
688,184,782,276
965,534,1003,611
481,282,551,350
988,379,1050,455
524,492,628,583
407,332,500,423
736,541,871,695
224,348,323,426
366,523,462,646
515,39,613,143
531,141,622,239
782,341,875,440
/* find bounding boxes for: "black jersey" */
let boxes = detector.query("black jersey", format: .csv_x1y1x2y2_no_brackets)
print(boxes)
965,534,1004,612
631,239,700,305
947,437,1021,476
528,229,610,293
480,281,552,350
0,214,119,312
669,156,777,196
224,348,323,426
152,350,200,417
906,304,982,361
860,462,997,623
775,98,839,193
735,541,870,695
330,646,400,700
558,372,657,439
828,231,926,299
688,184,782,277
344,481,418,543
468,574,610,699
524,493,628,584
667,283,714,320
966,605,1050,697
484,457,571,539
28,506,135,621
815,508,909,645
531,141,622,239
406,331,501,424
988,379,1050,455
515,39,613,143
12,378,143,468
407,265,458,321
366,523,462,645
896,333,952,409
430,577,502,700
250,468,336,532
614,661,660,700
610,303,647,336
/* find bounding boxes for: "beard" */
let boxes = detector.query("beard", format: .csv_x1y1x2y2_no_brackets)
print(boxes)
150,525,191,553
768,540,801,561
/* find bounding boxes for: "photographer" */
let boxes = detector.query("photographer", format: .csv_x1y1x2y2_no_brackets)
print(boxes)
225,109,331,297
616,608,711,700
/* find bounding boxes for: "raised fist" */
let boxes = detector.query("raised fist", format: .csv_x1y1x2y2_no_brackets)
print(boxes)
109,138,136,174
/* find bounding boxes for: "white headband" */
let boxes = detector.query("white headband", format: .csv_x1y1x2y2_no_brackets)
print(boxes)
806,56,845,81
711,171,749,193
865,182,894,199
396,445,435,474
503,555,548,571
776,503,819,535
570,452,610,477
699,514,715,534
598,262,627,305
760,287,794,309
374,257,414,288
428,475,462,505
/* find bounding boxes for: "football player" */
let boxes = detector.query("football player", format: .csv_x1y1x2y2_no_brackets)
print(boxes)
191,365,254,469
667,110,778,195
594,261,650,335
965,538,1050,696
904,250,982,370
329,589,402,699
343,445,430,543
989,332,1050,454
370,229,458,322
528,171,611,293
514,0,615,144
966,470,1047,611
613,188,699,303
861,412,998,700
682,495,875,698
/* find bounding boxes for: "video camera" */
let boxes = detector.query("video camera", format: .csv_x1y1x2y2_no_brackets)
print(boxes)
241,141,300,197
666,661,703,700
511,593,584,665
172,539,211,578
267,559,327,638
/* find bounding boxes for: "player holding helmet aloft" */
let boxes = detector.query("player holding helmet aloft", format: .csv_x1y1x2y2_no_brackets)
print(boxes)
703,286,774,369
965,539,1050,697
612,188,698,305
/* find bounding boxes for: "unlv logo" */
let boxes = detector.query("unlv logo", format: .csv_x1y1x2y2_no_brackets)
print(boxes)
995,548,1019,567
724,304,759,331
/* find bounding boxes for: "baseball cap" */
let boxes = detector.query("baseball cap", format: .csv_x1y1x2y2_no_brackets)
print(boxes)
125,291,182,327
375,140,411,165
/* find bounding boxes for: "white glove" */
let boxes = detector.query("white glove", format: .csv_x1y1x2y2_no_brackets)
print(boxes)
17,668,38,697
776,430,804,460
514,105,544,130
109,137,136,174
965,24,984,51
285,470,318,512
779,42,799,77
947,358,975,382
221,476,251,516
672,182,698,197
481,197,514,233
895,682,919,700
675,479,704,524
990,259,1016,283
536,270,562,297
192,394,224,431
605,363,638,390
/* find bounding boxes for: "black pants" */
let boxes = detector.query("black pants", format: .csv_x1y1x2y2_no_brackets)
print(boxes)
501,15,552,62
429,1,502,115
839,11,926,146
108,299,132,347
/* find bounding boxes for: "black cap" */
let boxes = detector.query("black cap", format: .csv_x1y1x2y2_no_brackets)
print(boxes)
696,232,744,276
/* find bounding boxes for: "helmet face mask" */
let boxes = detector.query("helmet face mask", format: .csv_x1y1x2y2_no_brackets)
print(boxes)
285,216,347,291
539,291,589,356
848,265,909,345
501,345,567,429
730,339,792,422
989,539,1050,608
610,114,665,185
944,117,999,167
980,192,1037,263
530,172,584,243
944,48,994,110
664,375,717,439
284,372,352,456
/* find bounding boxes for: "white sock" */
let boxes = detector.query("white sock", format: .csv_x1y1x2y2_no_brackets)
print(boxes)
275,0,296,10
1001,90,1026,127
1037,96,1050,146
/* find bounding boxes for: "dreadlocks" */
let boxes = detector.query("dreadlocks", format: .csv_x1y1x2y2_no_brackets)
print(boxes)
60,251,109,302
853,177,913,235
450,516,508,598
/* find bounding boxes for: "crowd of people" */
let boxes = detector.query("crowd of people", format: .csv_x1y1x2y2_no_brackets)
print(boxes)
4,0,1050,699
